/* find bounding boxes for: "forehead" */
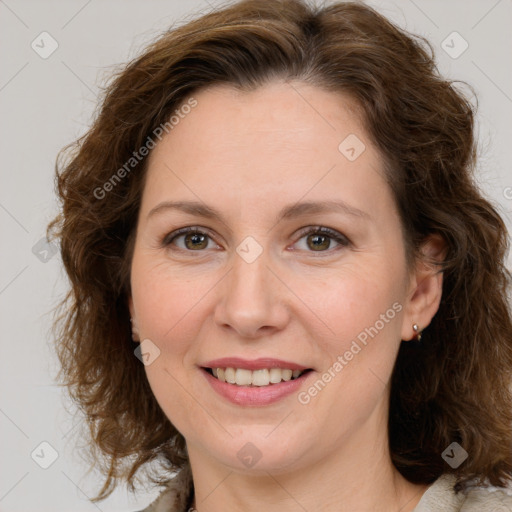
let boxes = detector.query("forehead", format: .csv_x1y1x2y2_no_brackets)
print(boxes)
150,81,366,165
141,81,393,223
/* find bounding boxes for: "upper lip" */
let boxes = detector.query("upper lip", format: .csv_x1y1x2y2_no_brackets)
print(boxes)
201,357,310,371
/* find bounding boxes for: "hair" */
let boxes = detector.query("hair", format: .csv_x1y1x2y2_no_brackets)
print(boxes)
48,0,512,502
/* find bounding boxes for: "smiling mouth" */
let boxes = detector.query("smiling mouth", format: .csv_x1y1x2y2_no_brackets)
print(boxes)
202,367,313,387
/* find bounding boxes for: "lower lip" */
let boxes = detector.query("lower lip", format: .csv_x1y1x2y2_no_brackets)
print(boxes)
202,369,312,406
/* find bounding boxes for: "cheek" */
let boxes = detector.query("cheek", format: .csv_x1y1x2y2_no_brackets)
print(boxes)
299,260,406,412
300,262,404,350
294,271,404,430
130,259,216,432
131,257,214,346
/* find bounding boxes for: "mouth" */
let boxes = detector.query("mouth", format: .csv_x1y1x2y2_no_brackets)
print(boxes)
202,367,313,387
200,357,314,405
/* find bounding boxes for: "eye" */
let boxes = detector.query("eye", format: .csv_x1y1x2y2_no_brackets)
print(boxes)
162,227,219,251
293,226,349,253
162,226,349,254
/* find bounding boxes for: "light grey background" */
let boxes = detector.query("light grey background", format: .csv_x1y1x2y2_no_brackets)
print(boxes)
0,0,511,510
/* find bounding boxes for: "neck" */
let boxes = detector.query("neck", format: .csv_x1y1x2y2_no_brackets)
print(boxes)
187,408,429,512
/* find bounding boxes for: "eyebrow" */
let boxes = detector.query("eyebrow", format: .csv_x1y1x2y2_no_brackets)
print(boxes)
147,199,371,223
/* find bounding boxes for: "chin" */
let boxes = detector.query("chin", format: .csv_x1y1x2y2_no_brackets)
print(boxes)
198,429,312,475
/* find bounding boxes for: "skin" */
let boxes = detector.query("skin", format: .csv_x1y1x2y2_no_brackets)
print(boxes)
129,81,445,512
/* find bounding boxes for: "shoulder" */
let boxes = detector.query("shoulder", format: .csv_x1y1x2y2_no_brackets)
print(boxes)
414,474,512,511
138,466,193,512
462,484,512,511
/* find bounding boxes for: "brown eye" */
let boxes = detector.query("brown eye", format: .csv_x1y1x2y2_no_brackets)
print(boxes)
293,226,349,254
184,232,208,250
163,228,217,251
307,233,331,251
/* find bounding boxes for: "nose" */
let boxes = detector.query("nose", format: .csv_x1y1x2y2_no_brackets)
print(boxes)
213,248,290,339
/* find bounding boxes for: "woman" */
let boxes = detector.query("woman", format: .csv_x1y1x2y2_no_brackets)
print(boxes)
49,1,512,510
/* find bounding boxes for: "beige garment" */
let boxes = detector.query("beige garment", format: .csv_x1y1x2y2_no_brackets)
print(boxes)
412,474,512,511
140,469,512,512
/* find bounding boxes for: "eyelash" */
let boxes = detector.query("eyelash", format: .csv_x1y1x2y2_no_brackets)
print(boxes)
161,226,350,255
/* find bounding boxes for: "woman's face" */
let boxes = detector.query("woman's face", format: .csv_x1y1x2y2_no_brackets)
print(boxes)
129,81,415,474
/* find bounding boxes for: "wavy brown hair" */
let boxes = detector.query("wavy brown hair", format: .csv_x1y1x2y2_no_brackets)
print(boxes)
48,0,512,501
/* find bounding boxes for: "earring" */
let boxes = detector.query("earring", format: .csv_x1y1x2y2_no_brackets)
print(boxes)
130,317,140,342
412,323,422,342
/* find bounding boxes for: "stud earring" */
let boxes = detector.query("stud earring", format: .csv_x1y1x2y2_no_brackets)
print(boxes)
130,317,140,342
412,323,423,342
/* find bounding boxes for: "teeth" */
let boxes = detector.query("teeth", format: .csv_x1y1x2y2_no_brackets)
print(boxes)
212,367,305,386
252,369,269,386
224,367,236,384
269,368,282,384
235,368,252,386
281,369,292,381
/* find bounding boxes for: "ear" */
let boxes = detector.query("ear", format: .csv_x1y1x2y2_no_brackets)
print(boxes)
401,233,447,341
128,295,140,342
128,295,135,319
